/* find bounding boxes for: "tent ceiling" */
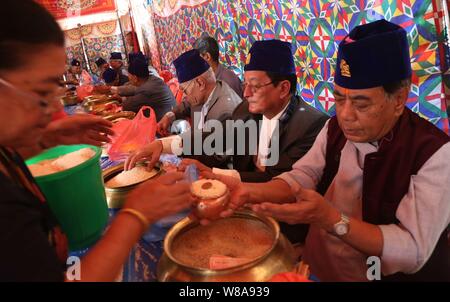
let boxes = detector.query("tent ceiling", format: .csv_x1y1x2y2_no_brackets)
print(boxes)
37,0,130,30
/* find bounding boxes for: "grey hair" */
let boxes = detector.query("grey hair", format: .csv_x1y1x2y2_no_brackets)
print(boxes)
383,78,411,100
196,68,216,84
181,68,216,90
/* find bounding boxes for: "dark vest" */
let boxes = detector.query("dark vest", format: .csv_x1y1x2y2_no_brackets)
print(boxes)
317,108,450,281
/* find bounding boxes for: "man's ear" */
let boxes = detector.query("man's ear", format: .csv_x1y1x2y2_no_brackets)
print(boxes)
393,86,408,117
196,77,206,91
203,52,212,63
279,80,291,99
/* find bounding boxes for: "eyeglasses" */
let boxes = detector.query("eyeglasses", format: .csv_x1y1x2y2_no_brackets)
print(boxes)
242,81,274,94
180,80,195,95
0,77,51,113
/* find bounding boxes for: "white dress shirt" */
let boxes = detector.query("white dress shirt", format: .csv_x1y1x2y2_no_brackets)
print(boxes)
255,102,290,171
160,86,218,155
197,86,217,130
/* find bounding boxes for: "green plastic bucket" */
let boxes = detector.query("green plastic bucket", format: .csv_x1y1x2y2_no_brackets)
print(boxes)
26,144,108,251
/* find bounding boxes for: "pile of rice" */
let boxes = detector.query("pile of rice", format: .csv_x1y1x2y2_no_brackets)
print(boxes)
106,166,158,188
28,148,96,177
171,217,274,269
191,179,227,199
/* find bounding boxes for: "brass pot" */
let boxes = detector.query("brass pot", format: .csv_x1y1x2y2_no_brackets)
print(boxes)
85,101,120,115
103,111,136,123
82,96,118,109
83,94,112,103
102,163,161,208
157,211,296,282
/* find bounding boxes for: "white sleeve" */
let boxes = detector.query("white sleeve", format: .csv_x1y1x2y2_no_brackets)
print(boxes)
275,120,328,192
212,167,241,180
159,135,182,155
379,142,450,275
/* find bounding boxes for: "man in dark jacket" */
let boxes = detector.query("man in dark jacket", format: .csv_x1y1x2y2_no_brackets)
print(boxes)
121,58,176,121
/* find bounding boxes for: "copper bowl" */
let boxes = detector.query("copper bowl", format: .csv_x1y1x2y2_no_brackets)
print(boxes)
83,94,112,102
191,189,230,220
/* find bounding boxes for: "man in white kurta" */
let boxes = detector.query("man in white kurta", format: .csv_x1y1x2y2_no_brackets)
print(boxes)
276,120,450,281
207,20,450,281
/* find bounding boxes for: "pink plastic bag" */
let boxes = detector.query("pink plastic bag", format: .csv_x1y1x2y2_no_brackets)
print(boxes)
76,70,94,100
80,70,92,85
111,119,132,137
108,106,157,161
76,85,93,100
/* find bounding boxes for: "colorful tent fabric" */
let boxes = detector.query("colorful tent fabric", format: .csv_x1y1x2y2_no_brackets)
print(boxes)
151,0,450,132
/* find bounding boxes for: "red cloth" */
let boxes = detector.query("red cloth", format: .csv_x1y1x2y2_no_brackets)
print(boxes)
159,70,174,82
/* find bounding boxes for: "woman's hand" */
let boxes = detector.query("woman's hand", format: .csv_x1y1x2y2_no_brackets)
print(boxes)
124,140,163,171
41,114,114,147
124,172,192,223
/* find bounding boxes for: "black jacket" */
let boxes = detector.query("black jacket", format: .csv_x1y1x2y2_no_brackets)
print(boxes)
230,95,329,183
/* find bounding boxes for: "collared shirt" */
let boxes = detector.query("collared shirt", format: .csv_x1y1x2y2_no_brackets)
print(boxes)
197,86,217,130
255,101,290,171
119,67,129,77
276,120,450,281
215,64,243,97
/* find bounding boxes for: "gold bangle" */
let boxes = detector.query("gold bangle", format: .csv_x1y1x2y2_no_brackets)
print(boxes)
120,208,150,231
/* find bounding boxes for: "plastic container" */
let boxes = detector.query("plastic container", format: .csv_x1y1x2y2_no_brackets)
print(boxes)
26,144,108,251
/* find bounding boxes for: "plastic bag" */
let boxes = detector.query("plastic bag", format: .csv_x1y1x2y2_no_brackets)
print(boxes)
183,164,199,183
159,154,181,172
76,84,93,100
79,70,92,85
108,106,156,161
143,161,197,240
76,70,94,100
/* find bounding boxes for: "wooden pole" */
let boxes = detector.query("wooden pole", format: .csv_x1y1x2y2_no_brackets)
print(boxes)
78,23,92,73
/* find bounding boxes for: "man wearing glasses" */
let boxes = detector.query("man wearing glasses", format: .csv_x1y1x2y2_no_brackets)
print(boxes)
225,40,328,184
156,49,242,136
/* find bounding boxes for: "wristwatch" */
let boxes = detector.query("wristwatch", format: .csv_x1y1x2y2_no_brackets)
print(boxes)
333,213,350,236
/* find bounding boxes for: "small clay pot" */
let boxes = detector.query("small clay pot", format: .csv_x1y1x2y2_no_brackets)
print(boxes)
191,181,230,220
